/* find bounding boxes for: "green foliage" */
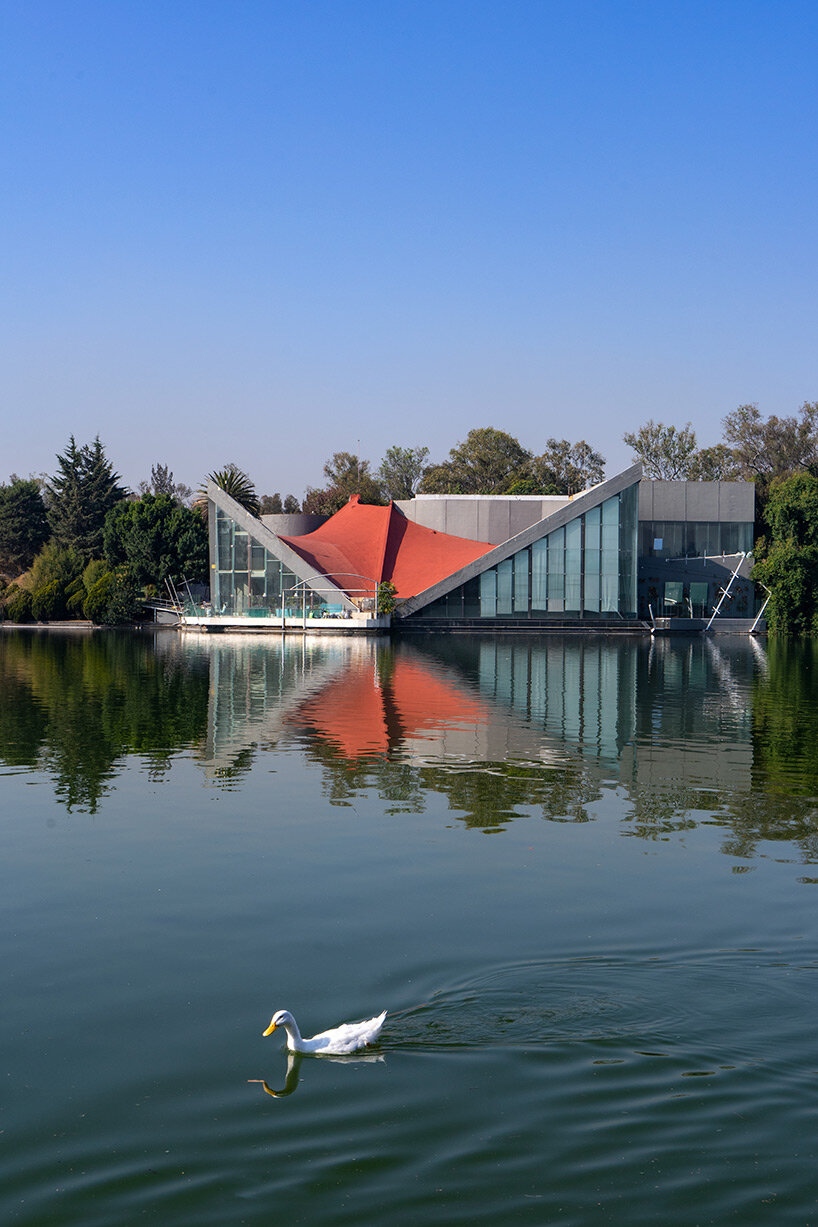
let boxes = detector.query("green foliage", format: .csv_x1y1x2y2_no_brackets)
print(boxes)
103,494,208,588
23,543,83,622
419,427,531,494
377,445,430,501
762,472,818,549
138,462,193,505
31,579,67,622
0,632,210,812
0,478,50,575
530,438,606,494
303,452,386,514
259,492,303,514
723,402,818,488
29,542,83,592
197,463,260,516
259,492,284,514
65,574,87,616
4,585,33,622
755,542,818,637
83,572,115,623
376,581,398,614
81,565,141,625
623,420,699,480
687,443,743,481
753,473,818,635
46,436,127,561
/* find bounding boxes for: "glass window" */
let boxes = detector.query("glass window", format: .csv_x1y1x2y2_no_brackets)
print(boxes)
565,518,582,611
513,549,529,614
463,577,481,617
547,526,565,612
216,509,232,570
601,496,619,550
480,570,497,617
497,558,513,615
690,582,709,617
663,581,684,614
618,484,638,615
584,506,601,614
234,531,248,572
531,538,547,611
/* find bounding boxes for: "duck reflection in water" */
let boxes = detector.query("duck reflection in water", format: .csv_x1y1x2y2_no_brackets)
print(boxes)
249,1048,385,1098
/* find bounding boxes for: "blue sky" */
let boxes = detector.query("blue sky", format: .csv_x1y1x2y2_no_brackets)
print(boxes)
2,0,817,499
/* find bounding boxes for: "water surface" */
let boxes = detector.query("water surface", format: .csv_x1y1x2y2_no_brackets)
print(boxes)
2,629,817,1224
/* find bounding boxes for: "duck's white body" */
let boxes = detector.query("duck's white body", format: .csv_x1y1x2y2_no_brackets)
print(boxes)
263,1008,387,1055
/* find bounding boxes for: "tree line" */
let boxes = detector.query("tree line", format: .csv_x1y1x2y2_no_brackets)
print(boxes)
2,401,817,631
0,442,208,624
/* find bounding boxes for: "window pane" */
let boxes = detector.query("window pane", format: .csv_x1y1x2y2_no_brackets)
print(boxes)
547,526,564,611
497,558,513,615
531,538,547,611
565,519,581,611
480,569,497,617
513,549,529,613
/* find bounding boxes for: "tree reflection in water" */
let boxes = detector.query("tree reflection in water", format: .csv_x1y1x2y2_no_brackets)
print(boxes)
1,629,817,867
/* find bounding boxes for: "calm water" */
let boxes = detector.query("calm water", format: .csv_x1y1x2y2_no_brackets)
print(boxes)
2,628,818,1225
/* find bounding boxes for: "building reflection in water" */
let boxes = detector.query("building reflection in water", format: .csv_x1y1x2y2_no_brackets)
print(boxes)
195,634,642,778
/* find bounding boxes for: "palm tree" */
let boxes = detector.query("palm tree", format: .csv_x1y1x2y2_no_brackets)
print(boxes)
195,464,260,517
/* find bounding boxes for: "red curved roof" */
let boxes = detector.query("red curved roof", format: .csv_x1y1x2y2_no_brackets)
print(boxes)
293,655,492,757
279,496,492,599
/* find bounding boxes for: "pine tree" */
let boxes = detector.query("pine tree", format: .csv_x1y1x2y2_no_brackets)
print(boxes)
47,436,128,561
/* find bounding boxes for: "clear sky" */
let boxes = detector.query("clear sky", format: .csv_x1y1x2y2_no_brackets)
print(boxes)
2,0,817,499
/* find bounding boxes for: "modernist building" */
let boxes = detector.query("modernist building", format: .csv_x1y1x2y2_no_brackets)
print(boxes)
193,465,758,632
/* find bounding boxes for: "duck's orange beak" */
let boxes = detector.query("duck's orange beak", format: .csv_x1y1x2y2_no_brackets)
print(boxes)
263,1020,277,1037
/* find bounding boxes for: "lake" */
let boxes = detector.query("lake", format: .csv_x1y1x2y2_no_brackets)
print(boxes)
1,628,817,1225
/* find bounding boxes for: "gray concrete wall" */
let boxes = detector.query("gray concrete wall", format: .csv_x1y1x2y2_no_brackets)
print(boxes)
261,513,328,536
395,494,572,544
638,480,754,523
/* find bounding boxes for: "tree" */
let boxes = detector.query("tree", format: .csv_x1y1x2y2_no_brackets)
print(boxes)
103,494,209,588
196,463,260,517
687,444,743,481
722,403,818,486
303,452,385,515
46,436,128,561
529,438,606,494
138,463,193,505
0,478,50,575
753,473,818,635
623,420,699,480
377,445,430,501
283,494,301,514
419,428,531,494
24,542,83,622
259,493,284,515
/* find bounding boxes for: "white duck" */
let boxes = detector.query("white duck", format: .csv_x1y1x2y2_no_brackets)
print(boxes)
263,1008,387,1055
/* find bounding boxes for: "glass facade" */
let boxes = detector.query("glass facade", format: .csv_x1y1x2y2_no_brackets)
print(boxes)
212,505,341,617
639,519,754,559
413,484,639,621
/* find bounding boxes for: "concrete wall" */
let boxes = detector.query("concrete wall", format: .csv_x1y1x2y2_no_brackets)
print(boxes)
395,494,572,544
638,480,754,523
261,513,329,537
